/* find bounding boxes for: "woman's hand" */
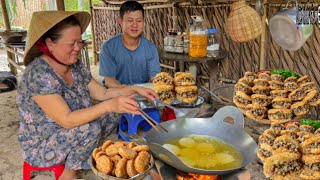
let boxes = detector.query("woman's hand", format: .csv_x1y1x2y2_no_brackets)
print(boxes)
108,96,140,114
131,86,158,101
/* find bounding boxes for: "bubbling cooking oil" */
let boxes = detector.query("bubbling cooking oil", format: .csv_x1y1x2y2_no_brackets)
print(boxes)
163,134,242,170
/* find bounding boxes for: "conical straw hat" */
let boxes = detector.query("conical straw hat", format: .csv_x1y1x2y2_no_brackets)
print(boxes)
23,11,91,66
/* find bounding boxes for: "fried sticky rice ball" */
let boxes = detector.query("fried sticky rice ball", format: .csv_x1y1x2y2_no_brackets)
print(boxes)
96,155,113,175
134,151,151,173
118,146,137,159
115,158,128,178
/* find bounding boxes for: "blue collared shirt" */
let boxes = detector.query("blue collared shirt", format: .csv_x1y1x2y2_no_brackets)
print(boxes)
99,34,160,85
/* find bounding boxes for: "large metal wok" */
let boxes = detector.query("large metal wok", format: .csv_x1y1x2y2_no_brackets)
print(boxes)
145,106,258,175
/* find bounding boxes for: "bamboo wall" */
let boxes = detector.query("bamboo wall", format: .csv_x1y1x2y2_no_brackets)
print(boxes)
92,1,320,89
13,0,48,29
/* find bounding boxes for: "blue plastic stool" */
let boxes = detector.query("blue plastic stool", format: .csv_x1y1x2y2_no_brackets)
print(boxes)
118,108,160,141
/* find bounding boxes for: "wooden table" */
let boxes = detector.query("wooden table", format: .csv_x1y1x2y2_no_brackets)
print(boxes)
158,49,228,88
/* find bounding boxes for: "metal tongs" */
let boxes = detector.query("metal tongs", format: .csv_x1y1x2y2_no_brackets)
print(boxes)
138,107,168,133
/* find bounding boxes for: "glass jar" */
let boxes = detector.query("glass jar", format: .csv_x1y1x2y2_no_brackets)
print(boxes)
207,29,220,57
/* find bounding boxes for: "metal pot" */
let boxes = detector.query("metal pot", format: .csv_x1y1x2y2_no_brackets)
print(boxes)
145,106,258,175
269,1,313,51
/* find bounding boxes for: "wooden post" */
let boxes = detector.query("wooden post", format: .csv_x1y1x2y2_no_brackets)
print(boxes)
259,0,267,70
0,0,16,74
88,0,97,64
209,61,220,90
172,3,178,31
7,50,17,74
56,0,65,11
0,0,11,31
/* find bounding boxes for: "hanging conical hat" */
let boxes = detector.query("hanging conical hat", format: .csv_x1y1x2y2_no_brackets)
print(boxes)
23,11,91,66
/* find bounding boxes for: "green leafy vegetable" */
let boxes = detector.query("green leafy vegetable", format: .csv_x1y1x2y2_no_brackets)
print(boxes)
271,69,300,78
300,119,320,129
271,69,284,74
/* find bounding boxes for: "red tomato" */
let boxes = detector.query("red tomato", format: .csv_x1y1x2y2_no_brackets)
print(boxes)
256,70,271,76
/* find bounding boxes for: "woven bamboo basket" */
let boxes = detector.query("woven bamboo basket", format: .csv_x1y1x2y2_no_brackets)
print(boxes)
227,0,262,42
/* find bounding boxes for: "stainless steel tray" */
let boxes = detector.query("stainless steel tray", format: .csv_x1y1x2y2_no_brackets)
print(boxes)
171,96,204,108
135,95,204,109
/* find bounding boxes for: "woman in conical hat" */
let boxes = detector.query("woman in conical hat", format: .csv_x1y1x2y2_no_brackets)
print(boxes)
17,11,158,179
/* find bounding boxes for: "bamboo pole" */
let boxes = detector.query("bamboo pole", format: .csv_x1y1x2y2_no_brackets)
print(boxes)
173,3,178,31
0,0,11,31
56,0,65,11
88,0,97,65
160,63,176,70
259,0,267,70
0,0,15,73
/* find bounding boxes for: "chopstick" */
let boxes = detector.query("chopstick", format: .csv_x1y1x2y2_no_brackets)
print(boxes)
139,110,161,133
138,108,169,133
139,108,168,132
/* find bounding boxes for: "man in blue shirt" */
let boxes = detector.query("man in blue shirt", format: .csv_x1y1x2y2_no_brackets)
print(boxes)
99,1,161,88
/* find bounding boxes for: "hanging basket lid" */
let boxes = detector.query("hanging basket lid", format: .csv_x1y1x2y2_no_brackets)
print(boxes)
227,0,262,42
230,0,247,11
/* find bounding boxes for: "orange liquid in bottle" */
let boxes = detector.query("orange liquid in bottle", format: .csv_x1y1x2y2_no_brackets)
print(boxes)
189,34,208,58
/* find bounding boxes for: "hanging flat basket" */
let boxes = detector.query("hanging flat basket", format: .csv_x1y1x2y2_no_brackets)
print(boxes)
227,0,262,42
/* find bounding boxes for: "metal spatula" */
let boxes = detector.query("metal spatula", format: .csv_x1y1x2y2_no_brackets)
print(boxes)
149,142,192,170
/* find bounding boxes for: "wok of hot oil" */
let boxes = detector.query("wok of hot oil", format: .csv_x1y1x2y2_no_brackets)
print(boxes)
163,135,242,170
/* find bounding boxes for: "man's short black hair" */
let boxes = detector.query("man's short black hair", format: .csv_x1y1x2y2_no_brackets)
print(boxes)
120,1,144,19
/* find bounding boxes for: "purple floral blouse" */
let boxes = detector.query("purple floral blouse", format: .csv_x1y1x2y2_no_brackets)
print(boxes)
17,58,120,169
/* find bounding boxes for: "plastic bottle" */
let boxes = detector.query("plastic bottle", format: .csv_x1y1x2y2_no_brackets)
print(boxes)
164,30,170,52
175,32,184,53
186,22,193,38
207,29,220,57
183,32,189,54
171,30,177,53
189,16,208,58
164,29,175,53
183,22,193,54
